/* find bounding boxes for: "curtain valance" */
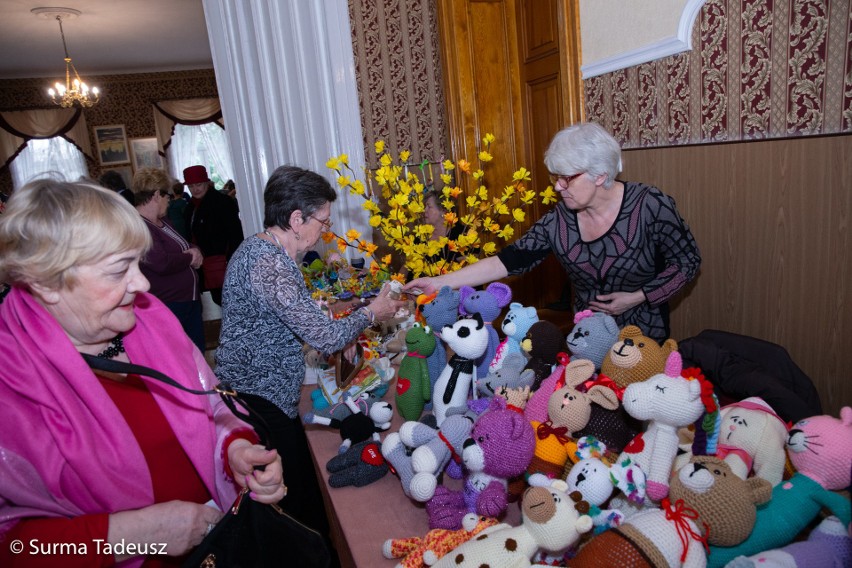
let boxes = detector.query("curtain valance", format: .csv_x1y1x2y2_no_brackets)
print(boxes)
153,98,224,154
0,108,92,168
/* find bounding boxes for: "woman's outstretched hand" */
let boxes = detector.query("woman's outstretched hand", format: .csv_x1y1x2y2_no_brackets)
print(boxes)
366,282,409,321
402,276,441,297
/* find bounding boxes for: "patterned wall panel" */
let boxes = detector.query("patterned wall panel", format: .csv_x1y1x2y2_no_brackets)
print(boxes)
584,0,852,148
348,0,450,167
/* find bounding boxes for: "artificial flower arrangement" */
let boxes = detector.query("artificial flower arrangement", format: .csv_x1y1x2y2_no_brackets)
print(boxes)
325,134,558,279
301,251,391,303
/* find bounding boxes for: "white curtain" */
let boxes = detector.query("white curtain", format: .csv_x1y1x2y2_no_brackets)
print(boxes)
9,137,88,189
167,122,234,188
0,108,92,168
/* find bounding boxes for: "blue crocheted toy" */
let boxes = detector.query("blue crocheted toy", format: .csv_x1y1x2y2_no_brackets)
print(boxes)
491,302,539,369
421,286,460,405
565,309,619,370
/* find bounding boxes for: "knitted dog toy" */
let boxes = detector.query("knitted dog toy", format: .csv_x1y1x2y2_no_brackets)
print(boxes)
566,309,619,370
396,323,438,421
427,397,536,530
432,480,593,568
521,320,565,391
617,351,707,501
707,406,852,568
381,412,475,502
458,283,512,380
303,392,393,453
432,313,489,426
421,286,461,403
382,512,500,568
600,324,678,390
570,455,772,568
724,515,852,568
716,396,788,486
491,301,539,370
326,439,389,488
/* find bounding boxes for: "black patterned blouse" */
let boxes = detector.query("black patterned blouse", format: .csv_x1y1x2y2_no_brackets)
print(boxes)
497,181,700,341
215,236,370,418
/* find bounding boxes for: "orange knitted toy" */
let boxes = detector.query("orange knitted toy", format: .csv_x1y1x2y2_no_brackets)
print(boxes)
382,513,499,568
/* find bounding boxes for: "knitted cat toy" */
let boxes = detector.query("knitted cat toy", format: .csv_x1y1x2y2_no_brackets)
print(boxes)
570,455,773,568
716,396,789,486
617,351,708,502
566,309,619,370
491,301,539,370
707,406,852,568
458,282,512,381
600,324,678,390
431,480,593,568
521,320,565,391
427,397,536,530
382,512,500,568
396,323,438,421
432,313,489,426
420,286,461,401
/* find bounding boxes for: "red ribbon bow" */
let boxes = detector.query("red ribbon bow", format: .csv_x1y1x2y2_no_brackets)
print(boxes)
579,374,625,400
662,498,710,562
536,420,572,445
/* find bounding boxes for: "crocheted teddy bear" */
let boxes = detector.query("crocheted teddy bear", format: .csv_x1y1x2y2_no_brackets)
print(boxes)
707,406,852,568
426,397,536,530
570,455,773,568
566,309,619,370
716,396,789,486
431,313,490,426
491,301,539,370
600,324,678,390
520,320,565,391
617,351,708,501
382,512,499,568
325,438,389,488
396,323,438,421
431,479,593,568
381,412,475,502
420,286,460,401
458,282,513,381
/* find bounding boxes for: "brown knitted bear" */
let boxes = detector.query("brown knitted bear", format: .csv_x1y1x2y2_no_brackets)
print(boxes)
600,325,678,389
568,456,772,567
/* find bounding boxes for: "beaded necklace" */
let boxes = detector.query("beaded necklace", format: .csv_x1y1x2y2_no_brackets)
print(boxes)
95,334,125,359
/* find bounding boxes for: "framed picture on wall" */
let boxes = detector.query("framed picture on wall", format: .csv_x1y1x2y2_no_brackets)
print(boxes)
94,124,130,166
129,137,165,171
103,165,134,189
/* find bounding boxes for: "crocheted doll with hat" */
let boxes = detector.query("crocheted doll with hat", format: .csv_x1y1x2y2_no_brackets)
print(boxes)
326,439,390,487
426,397,536,530
569,455,772,568
431,480,593,568
382,512,500,568
381,412,474,502
458,283,513,381
420,286,460,402
521,320,565,391
707,406,852,568
396,323,438,421
716,396,789,486
566,309,619,371
600,324,678,390
491,301,539,370
431,314,490,426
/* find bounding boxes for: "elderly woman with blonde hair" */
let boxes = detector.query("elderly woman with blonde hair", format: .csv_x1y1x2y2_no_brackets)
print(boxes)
0,179,285,567
132,167,206,352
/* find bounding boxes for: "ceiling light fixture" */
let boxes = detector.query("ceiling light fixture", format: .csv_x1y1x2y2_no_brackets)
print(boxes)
33,7,100,108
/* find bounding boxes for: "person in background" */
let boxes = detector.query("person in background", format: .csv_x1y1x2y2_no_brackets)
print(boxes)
167,180,190,239
132,167,206,352
406,122,701,342
215,165,407,545
99,169,135,206
0,179,284,567
182,165,243,305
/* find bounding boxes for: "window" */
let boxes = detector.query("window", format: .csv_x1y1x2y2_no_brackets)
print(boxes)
10,137,88,190
167,123,234,189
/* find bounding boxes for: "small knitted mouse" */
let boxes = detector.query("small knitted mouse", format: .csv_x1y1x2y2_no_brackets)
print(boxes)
458,283,513,380
396,323,438,421
566,309,619,370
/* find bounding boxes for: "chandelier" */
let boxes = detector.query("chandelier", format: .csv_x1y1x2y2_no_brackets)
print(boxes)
34,8,100,108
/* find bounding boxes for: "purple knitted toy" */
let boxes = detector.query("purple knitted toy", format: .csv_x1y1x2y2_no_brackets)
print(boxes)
426,397,536,530
458,283,512,381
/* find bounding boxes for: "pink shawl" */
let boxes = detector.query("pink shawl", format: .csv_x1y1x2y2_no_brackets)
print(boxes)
0,288,245,542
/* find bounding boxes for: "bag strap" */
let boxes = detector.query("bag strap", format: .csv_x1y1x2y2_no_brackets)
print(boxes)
82,353,272,448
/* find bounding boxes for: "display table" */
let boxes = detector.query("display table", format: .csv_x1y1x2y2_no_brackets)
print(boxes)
298,381,521,567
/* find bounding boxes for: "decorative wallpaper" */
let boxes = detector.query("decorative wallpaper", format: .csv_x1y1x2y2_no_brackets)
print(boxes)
347,0,450,168
585,0,852,147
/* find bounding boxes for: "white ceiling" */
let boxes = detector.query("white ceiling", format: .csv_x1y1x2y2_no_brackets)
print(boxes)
0,0,213,79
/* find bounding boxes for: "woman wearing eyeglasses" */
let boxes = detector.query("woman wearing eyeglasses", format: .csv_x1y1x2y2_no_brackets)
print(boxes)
215,165,406,546
132,167,206,352
406,122,701,342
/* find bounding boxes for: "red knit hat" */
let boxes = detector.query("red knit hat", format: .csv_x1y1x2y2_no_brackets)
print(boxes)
183,165,210,185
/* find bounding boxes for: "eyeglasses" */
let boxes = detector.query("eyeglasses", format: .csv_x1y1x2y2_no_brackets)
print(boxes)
548,172,584,188
310,215,333,230
157,190,171,198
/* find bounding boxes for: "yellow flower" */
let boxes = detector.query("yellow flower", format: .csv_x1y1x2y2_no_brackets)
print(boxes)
326,156,341,170
494,202,509,216
449,186,462,198
466,195,479,208
457,159,471,173
350,180,366,195
369,261,381,275
336,238,348,253
442,159,455,171
472,169,484,180
512,167,531,182
478,151,493,162
497,224,514,240
379,153,393,167
337,175,352,187
374,140,385,154
540,187,558,205
426,240,443,256
338,154,349,166
321,231,335,243
400,150,411,162
346,229,361,241
501,185,516,199
482,133,495,145
482,242,497,254
520,189,536,204
440,173,453,185
477,186,488,201
440,198,455,211
382,254,392,265
512,208,526,223
369,215,382,227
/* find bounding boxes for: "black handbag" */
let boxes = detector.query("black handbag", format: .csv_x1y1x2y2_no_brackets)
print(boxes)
83,354,332,568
